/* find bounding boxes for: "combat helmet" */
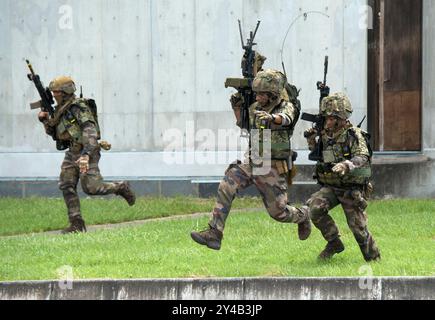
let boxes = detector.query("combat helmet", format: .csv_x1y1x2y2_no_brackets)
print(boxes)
252,69,286,96
320,92,353,120
49,76,76,94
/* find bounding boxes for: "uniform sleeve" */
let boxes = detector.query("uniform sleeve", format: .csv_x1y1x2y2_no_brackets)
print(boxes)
349,129,370,168
70,104,99,156
275,102,299,128
42,120,56,138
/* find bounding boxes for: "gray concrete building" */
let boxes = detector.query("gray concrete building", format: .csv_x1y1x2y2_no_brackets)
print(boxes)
0,0,434,199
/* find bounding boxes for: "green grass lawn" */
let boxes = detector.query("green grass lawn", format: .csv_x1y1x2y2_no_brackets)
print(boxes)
0,196,264,236
0,199,433,281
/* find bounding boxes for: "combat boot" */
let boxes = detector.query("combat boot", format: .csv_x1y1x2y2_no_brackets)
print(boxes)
116,181,136,206
318,238,345,260
62,216,87,234
359,237,381,262
297,206,311,241
191,227,223,250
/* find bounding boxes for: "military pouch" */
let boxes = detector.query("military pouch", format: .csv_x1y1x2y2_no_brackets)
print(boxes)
288,164,297,186
273,160,289,175
350,190,368,210
364,182,374,199
99,140,112,151
322,149,336,164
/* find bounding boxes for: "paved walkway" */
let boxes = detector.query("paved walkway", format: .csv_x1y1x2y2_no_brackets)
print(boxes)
1,208,263,239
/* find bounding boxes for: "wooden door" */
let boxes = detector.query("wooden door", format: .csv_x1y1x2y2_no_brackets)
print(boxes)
368,0,422,151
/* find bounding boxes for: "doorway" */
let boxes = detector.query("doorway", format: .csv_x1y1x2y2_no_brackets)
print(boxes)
367,0,422,151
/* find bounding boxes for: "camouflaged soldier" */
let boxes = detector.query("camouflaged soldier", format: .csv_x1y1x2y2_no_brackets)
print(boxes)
38,76,136,234
191,70,311,250
303,92,381,262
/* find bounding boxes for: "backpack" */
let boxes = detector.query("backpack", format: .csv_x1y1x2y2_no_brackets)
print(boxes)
284,82,301,118
85,99,101,140
73,98,101,140
348,128,374,162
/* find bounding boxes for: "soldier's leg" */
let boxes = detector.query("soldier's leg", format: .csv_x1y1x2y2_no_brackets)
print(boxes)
80,151,136,205
208,163,253,232
191,163,253,250
59,153,86,233
307,187,341,241
307,187,345,259
253,168,311,240
339,189,381,262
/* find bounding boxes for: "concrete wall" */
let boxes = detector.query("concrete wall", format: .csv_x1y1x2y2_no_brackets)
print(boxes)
0,0,369,178
1,277,434,300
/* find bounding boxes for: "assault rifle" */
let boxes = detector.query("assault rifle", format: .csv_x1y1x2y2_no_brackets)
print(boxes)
301,56,330,162
225,20,261,133
26,59,55,117
26,60,69,150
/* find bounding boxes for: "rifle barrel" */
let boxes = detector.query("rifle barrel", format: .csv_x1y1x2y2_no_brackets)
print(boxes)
252,21,261,40
238,20,245,47
26,59,35,77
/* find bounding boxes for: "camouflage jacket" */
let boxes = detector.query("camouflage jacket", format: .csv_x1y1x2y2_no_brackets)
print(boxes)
44,97,100,156
246,98,299,161
316,124,372,186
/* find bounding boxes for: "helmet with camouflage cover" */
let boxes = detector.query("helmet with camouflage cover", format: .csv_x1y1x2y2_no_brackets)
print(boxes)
320,92,353,120
252,69,285,96
49,76,76,94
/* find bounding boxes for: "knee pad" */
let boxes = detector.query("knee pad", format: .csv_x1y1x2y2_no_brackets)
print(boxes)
82,183,98,195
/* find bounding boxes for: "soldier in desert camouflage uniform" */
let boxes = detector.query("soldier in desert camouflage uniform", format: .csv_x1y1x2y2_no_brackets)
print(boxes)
302,92,381,261
191,70,311,250
37,76,136,234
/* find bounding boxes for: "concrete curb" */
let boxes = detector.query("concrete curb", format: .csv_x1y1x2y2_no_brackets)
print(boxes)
0,277,434,300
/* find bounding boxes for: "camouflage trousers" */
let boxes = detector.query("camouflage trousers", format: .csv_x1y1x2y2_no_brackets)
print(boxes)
307,186,379,255
59,150,122,222
209,162,306,233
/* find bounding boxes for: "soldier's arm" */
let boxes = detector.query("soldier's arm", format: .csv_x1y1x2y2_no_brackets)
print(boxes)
38,111,56,137
230,93,243,128
347,130,370,170
304,128,318,151
70,104,99,156
274,102,298,127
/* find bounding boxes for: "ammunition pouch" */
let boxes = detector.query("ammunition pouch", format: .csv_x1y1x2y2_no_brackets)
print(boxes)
272,159,289,175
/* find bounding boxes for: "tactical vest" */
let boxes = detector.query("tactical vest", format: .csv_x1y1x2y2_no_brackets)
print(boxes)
316,127,372,187
55,98,100,145
249,100,295,160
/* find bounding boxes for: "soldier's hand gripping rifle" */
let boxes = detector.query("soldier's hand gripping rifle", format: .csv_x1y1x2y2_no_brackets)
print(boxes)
225,20,261,133
26,59,55,117
301,56,330,162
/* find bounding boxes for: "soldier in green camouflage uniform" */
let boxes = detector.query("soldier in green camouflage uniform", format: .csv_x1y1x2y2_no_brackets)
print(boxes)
191,70,311,250
38,76,136,234
302,92,381,261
